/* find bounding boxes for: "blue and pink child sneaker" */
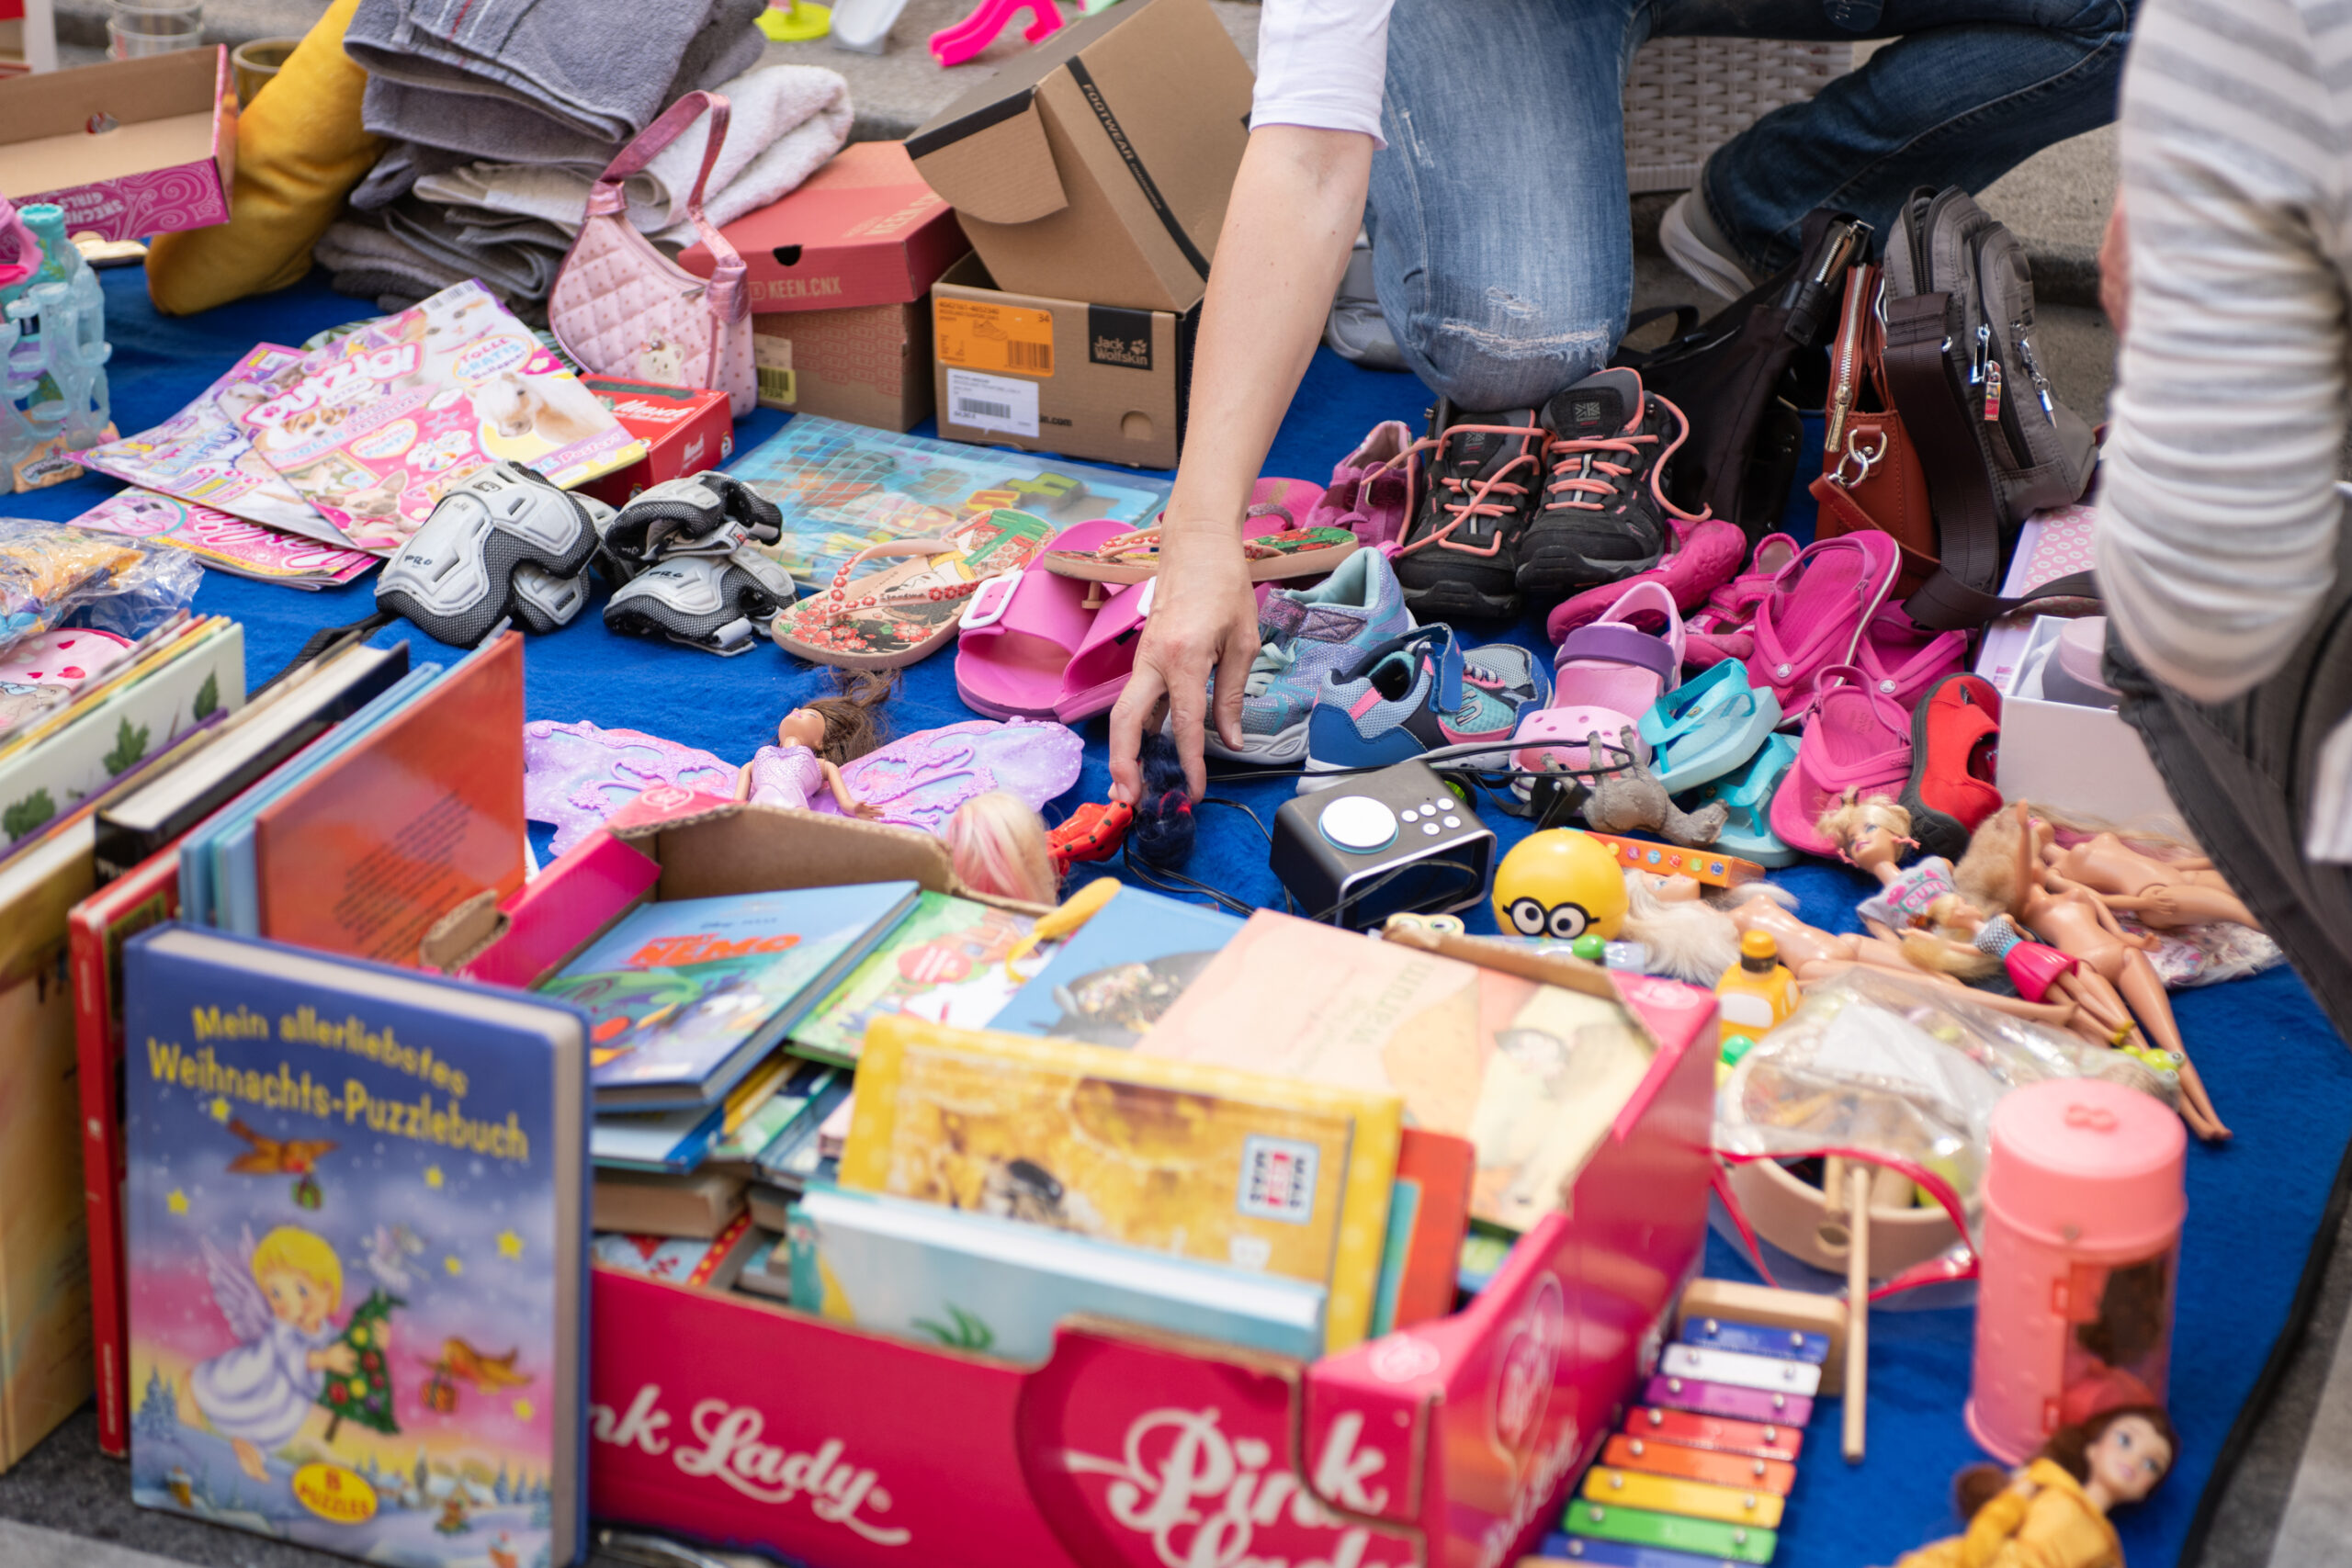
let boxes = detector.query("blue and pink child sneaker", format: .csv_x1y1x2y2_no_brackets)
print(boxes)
1304,624,1553,773
1205,547,1417,763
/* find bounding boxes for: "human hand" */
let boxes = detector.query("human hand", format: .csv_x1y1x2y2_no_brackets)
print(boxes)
319,1343,357,1375
1107,522,1261,803
2098,195,2128,333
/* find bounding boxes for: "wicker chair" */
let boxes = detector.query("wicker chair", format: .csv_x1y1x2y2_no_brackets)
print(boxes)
1624,38,1854,194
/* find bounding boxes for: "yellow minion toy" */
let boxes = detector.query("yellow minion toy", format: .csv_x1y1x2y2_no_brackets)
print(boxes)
1492,829,1627,942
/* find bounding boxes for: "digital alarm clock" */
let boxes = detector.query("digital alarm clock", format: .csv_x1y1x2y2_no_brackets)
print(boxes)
1270,760,1498,930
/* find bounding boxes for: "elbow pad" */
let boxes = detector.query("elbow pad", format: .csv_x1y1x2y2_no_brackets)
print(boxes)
597,471,783,581
375,461,610,646
603,548,798,656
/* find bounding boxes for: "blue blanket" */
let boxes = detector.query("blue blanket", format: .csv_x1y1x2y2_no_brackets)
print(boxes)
16,267,2346,1568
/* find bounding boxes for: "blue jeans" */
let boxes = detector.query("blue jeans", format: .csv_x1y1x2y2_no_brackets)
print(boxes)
1367,0,2134,409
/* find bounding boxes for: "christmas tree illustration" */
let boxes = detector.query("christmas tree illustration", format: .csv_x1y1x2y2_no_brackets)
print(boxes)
318,1288,402,1443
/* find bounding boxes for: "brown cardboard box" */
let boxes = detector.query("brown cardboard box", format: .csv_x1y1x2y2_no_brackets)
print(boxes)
931,254,1195,470
752,299,933,432
0,50,237,241
907,0,1250,314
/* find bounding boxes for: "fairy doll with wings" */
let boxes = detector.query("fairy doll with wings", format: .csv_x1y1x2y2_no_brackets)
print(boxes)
192,1225,359,1482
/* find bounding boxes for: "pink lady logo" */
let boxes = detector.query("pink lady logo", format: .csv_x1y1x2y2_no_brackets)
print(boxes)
1061,1406,1408,1568
1489,1272,1564,1471
591,1384,910,1547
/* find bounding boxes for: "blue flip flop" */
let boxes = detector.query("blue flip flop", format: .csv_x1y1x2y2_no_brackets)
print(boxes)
1640,659,1782,795
1680,731,1801,866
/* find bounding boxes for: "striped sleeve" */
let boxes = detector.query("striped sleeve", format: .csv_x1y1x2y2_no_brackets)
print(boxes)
2097,0,2351,704
1251,0,1394,146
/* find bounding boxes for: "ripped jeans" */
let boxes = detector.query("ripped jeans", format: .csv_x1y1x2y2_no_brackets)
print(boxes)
1367,0,2134,410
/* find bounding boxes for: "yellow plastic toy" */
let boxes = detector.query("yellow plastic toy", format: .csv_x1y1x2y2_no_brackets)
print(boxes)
1713,930,1802,1045
759,0,833,40
1491,829,1627,942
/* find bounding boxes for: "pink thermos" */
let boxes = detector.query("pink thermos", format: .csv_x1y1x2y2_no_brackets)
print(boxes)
1967,1077,2187,1463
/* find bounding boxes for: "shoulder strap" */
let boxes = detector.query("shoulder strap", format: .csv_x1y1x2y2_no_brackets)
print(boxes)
583,90,747,324
1883,291,2022,628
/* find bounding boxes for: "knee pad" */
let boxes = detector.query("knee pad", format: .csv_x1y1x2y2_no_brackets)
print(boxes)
508,562,592,635
602,548,797,656
376,462,612,646
598,471,783,580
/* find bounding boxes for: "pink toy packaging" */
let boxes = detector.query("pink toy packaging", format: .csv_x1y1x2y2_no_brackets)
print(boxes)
1968,1076,2187,1463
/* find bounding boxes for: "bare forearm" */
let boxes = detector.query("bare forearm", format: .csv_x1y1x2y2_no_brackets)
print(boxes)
1164,126,1370,543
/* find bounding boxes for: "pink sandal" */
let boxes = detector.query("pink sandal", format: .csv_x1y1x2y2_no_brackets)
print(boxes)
1684,533,1799,670
1513,580,1683,775
1768,666,1915,858
1855,604,1966,711
955,519,1130,718
1054,577,1155,724
1306,421,1418,548
1544,514,1748,646
1748,532,1902,727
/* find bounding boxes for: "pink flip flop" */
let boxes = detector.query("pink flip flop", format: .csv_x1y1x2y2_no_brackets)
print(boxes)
1544,514,1748,645
1514,580,1683,775
1768,666,1915,858
1855,603,1966,712
1054,576,1155,723
1748,532,1901,727
1684,533,1798,670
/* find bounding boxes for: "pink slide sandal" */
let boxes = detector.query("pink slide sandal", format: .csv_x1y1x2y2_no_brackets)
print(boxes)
1514,580,1683,775
956,519,1130,719
1855,603,1966,710
1769,666,1914,858
1054,576,1156,724
1748,531,1901,727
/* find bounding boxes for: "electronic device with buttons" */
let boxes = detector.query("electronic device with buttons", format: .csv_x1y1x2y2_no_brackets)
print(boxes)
1269,759,1498,930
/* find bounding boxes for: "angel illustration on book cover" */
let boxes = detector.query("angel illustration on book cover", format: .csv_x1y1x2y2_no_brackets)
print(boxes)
192,1226,358,1482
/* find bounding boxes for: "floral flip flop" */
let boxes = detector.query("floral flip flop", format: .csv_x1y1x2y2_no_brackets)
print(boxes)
1039,523,1359,585
771,508,1050,669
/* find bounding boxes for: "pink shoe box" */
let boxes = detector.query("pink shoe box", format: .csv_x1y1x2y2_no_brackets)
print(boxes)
451,801,1721,1568
0,50,236,241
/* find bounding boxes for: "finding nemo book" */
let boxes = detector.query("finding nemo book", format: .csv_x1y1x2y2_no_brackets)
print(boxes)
121,925,589,1566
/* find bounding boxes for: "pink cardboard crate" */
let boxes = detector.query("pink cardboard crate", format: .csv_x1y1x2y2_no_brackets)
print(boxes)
458,802,1718,1568
0,48,236,241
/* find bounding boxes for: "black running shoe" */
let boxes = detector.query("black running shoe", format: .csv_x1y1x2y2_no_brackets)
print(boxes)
1390,407,1543,620
1517,367,1679,604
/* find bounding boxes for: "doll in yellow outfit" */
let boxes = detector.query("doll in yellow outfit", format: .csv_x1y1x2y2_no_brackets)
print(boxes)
1895,1405,2174,1568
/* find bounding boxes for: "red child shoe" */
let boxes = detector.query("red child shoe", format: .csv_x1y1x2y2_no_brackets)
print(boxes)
1898,671,2003,862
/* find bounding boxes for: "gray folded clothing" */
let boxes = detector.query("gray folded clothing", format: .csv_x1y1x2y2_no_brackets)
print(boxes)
349,0,765,148
317,201,565,323
350,140,472,212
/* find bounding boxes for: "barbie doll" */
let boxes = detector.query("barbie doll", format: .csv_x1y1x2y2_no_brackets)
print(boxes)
2038,823,2258,931
942,792,1058,905
1894,1404,2173,1568
738,669,891,818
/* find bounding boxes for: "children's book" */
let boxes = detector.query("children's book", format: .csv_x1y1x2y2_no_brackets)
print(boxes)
591,1168,745,1240
707,1058,840,1168
541,881,921,1110
728,415,1170,589
751,1070,854,1184
841,1016,1399,1351
589,1103,723,1173
79,344,368,550
592,1213,758,1292
72,491,379,588
223,281,644,553
789,891,1043,1064
1139,912,1657,1232
985,885,1240,1048
122,924,589,1566
790,1184,1328,1364
1371,1129,1476,1337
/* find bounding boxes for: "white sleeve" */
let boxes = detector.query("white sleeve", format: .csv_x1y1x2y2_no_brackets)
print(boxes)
2097,0,2348,704
1250,0,1394,147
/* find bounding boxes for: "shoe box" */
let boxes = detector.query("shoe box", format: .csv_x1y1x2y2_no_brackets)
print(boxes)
907,0,1251,315
932,253,1198,470
0,48,237,241
576,378,735,508
447,797,1720,1568
1978,614,2186,833
680,141,970,432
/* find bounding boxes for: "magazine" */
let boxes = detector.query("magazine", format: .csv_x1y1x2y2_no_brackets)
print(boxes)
729,416,1170,588
222,281,645,552
72,491,378,590
78,345,365,551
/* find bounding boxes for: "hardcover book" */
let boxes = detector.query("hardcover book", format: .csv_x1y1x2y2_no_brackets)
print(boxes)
122,925,589,1565
789,1184,1327,1363
1139,911,1657,1231
789,890,1042,1064
840,1016,1400,1351
986,886,1240,1048
541,882,920,1109
591,1212,757,1292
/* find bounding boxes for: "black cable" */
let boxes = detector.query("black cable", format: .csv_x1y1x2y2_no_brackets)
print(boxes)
2180,1122,2352,1565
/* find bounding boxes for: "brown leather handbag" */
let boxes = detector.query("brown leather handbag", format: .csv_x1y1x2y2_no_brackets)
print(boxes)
1809,263,1938,594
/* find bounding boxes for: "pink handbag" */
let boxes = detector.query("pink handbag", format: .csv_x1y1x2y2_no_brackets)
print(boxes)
549,90,756,416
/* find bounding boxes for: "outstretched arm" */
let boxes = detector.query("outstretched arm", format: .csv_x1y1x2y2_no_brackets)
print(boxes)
1108,125,1372,803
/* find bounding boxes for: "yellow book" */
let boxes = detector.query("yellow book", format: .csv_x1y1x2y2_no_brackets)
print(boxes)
842,1015,1402,1352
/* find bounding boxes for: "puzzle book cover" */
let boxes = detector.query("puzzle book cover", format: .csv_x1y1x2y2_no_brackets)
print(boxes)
122,925,588,1566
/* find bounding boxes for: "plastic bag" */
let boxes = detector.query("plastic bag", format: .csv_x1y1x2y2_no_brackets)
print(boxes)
1715,967,2176,1246
0,518,204,656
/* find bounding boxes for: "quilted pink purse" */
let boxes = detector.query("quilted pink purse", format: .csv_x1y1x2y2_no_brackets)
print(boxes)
550,90,756,416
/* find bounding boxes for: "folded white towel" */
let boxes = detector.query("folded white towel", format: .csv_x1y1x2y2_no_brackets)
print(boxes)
413,64,854,245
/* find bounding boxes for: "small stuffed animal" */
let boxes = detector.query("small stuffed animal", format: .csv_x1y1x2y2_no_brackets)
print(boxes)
1579,727,1728,848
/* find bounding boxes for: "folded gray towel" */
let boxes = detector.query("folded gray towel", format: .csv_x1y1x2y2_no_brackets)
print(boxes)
350,140,472,212
319,200,565,322
349,0,765,147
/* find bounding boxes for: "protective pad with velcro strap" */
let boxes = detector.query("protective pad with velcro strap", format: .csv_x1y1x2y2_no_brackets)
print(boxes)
375,462,613,646
597,470,784,579
601,547,797,656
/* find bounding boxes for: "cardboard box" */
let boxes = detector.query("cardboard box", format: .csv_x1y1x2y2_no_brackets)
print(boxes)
933,253,1196,469
577,378,736,508
455,798,1717,1568
0,49,235,240
680,141,967,317
752,299,933,432
908,0,1251,313
1984,615,2187,832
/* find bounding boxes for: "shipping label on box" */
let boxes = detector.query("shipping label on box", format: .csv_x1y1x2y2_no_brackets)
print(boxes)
577,378,735,508
0,49,237,241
